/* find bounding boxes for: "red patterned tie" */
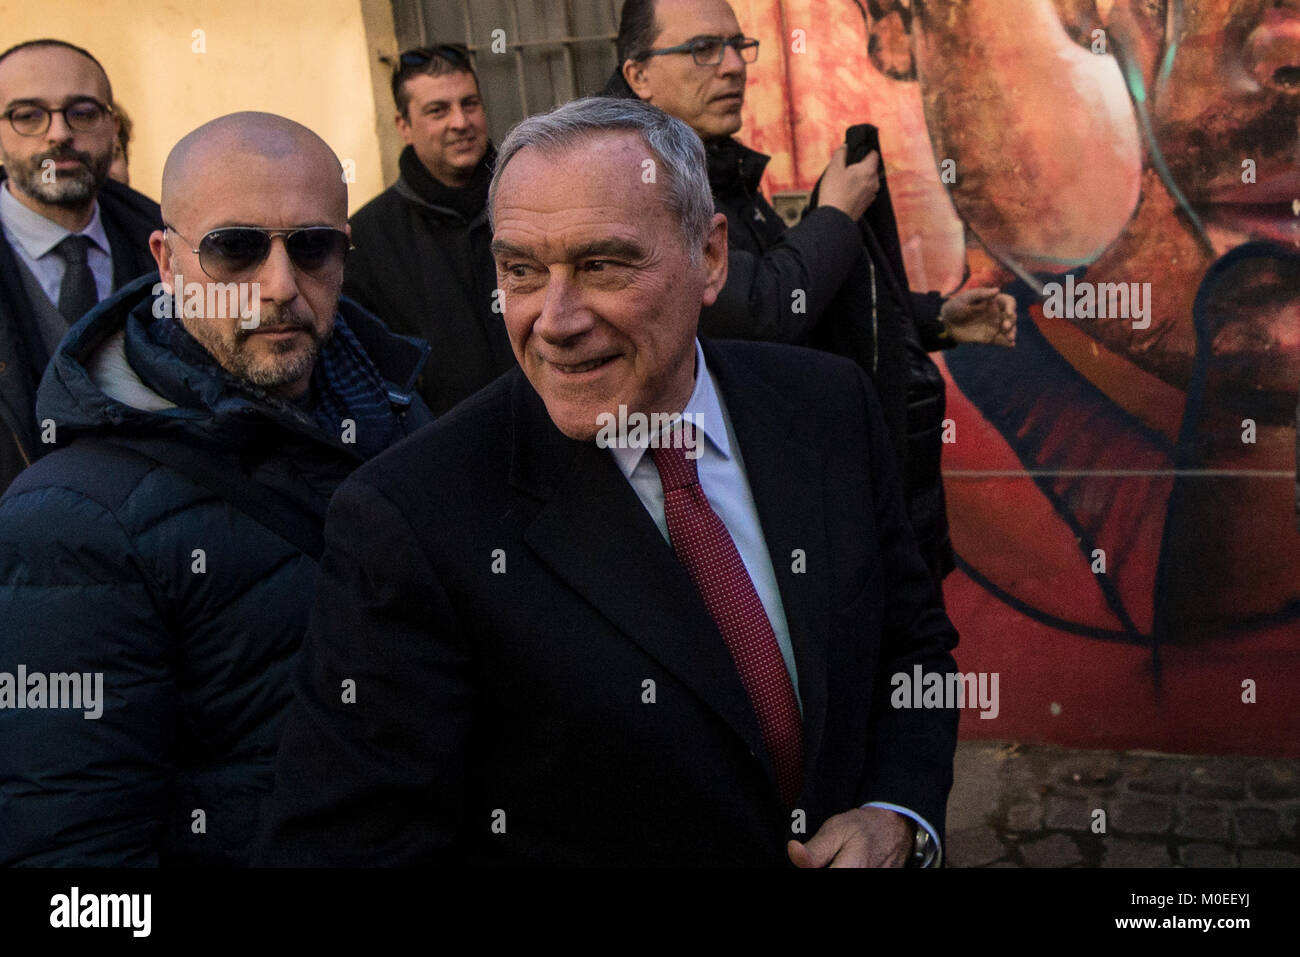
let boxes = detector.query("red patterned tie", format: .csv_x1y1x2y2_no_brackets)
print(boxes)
651,427,804,807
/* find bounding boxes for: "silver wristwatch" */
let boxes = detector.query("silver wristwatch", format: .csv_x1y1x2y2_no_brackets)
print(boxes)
908,825,940,868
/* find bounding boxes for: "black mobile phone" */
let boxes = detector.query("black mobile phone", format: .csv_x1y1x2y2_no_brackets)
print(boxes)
809,124,883,211
844,123,881,168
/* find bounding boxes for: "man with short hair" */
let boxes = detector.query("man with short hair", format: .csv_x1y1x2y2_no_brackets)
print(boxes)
0,112,432,866
258,97,959,868
0,39,160,492
344,44,515,415
605,0,1016,585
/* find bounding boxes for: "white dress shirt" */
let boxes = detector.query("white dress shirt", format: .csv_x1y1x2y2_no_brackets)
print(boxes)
607,339,801,708
0,180,113,308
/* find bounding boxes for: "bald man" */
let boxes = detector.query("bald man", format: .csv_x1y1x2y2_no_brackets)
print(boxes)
0,111,433,866
0,39,161,493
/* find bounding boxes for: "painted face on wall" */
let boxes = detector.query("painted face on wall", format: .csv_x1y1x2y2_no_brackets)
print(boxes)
1133,0,1300,254
1126,0,1300,411
905,0,1299,408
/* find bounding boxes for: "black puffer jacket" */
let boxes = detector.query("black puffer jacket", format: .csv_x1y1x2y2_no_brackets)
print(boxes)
0,274,432,866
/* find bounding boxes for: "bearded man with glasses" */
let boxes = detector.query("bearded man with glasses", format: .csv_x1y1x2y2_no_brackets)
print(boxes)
0,111,432,867
0,39,161,494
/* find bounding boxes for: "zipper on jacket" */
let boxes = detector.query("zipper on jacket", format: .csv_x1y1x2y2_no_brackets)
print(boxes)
11,425,31,467
736,155,767,244
867,253,878,375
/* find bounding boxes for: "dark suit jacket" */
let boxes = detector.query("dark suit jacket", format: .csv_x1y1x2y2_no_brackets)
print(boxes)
257,338,960,867
0,173,161,492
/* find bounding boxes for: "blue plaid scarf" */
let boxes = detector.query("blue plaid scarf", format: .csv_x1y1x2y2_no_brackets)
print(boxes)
308,318,399,458
148,305,399,459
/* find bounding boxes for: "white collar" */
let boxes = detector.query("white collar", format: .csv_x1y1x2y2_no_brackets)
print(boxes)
608,339,731,478
0,179,109,260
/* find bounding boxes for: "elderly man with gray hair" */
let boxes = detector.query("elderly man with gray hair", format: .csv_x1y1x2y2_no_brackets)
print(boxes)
258,96,959,868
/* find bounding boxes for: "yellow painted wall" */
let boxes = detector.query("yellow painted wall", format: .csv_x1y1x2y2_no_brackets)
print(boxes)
0,0,401,214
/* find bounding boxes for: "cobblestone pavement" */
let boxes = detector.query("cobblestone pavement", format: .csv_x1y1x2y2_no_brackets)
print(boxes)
944,741,1300,867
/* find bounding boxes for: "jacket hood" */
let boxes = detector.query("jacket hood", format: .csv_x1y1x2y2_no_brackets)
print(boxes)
36,272,430,449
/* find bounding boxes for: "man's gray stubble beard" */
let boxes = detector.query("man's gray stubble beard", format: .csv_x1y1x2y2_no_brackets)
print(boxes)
6,148,111,208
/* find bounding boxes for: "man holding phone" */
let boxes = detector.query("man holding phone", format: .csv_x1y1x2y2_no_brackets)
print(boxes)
605,0,1016,585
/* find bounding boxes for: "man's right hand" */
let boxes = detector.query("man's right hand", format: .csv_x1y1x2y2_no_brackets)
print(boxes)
818,145,880,222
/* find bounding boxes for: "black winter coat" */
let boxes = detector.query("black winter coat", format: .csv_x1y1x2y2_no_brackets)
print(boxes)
256,339,959,866
0,174,161,493
0,275,432,866
698,135,911,465
701,138,956,582
343,146,516,415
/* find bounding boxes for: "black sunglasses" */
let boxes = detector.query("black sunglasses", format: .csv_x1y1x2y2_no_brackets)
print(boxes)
399,43,472,69
165,224,353,282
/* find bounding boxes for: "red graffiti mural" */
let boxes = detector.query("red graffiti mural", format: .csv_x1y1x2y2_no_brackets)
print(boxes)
738,0,1300,754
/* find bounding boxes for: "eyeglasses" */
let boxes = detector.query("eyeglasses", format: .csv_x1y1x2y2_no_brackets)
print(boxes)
640,35,759,66
398,43,472,69
165,224,353,282
4,98,114,137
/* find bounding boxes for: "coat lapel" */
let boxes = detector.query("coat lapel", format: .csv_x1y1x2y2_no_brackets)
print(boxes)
0,238,40,454
702,340,833,800
508,373,774,779
103,212,149,292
